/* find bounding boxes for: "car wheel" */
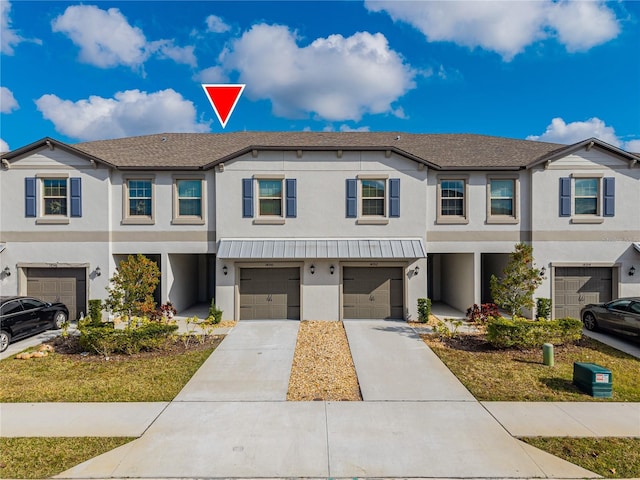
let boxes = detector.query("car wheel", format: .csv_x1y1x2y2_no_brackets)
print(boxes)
583,312,598,331
0,330,10,352
52,311,67,330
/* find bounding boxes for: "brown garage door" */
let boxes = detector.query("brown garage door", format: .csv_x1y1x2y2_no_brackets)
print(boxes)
343,267,403,319
554,267,613,319
26,268,86,320
239,268,300,320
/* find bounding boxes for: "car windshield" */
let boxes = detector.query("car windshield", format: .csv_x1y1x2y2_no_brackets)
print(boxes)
608,300,632,311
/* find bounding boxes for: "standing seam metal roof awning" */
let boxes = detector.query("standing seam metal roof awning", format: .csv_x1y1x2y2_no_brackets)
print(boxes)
217,239,426,259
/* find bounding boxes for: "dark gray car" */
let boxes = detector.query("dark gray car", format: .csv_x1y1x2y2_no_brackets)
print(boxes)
0,296,69,352
580,297,640,337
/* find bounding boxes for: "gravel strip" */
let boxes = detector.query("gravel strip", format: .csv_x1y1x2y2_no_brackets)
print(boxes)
287,321,362,401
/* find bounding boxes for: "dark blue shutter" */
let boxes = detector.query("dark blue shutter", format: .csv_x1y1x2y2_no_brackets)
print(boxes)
242,178,253,218
286,178,297,218
603,177,615,217
346,179,357,218
559,177,571,217
70,177,82,217
25,177,36,217
389,178,400,217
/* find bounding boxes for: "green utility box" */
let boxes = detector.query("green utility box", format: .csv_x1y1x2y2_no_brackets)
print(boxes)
573,362,612,398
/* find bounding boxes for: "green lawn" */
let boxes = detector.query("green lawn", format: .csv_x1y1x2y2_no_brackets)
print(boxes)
422,334,640,401
0,437,135,479
0,337,223,402
523,437,640,479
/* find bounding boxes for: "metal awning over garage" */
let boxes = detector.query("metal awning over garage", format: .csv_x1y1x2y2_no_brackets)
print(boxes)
217,238,426,260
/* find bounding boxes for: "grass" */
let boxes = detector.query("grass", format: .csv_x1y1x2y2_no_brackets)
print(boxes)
0,437,135,479
422,334,640,401
0,337,223,402
522,437,640,478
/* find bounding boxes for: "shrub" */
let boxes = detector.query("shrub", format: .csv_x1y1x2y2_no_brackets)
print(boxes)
207,299,223,324
486,316,582,349
536,298,552,320
150,302,177,322
88,299,103,326
466,303,499,324
417,298,432,323
79,321,178,356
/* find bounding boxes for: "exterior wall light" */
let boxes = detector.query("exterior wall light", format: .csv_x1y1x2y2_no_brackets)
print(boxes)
414,266,420,276
94,266,101,277
330,265,335,275
540,266,546,276
310,264,315,275
3,266,10,277
223,265,228,276
630,265,636,276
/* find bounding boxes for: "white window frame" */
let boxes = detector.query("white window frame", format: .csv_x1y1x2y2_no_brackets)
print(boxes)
436,175,469,224
571,173,604,224
123,176,155,225
356,174,389,225
172,175,205,225
253,174,285,225
36,173,69,225
486,175,519,224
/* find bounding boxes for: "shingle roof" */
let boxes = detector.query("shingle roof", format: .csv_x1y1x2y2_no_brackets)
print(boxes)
73,132,569,170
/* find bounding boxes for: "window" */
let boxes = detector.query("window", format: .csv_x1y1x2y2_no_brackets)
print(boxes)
361,179,385,216
123,177,154,224
20,298,44,311
129,180,152,216
560,175,614,223
43,179,67,216
487,176,519,224
437,176,468,224
574,178,598,215
258,179,282,216
608,299,631,312
172,176,205,224
1,300,23,316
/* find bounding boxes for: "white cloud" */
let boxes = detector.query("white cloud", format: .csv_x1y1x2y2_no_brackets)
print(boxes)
1,87,19,113
219,24,415,121
0,138,9,152
51,5,196,69
195,65,229,83
1,1,40,54
527,117,639,152
365,0,620,60
339,125,370,132
206,14,231,34
35,89,210,141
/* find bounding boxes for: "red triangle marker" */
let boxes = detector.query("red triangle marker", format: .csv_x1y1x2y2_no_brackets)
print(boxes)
202,84,245,129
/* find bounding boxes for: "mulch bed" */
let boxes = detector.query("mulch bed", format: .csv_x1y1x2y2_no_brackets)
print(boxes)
287,321,362,401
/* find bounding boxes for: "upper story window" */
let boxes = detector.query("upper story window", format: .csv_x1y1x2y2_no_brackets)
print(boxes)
560,174,615,223
123,177,154,225
43,178,67,216
487,176,519,224
436,176,468,224
574,178,598,215
243,175,295,225
172,176,205,225
361,179,385,216
346,175,399,225
25,175,81,224
258,179,283,216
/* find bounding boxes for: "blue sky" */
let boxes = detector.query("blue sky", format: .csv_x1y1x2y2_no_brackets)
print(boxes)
1,0,639,152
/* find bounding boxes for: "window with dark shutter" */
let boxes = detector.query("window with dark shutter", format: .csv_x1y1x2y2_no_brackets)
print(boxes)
346,178,357,218
389,178,400,217
559,177,571,217
25,177,36,217
603,177,615,217
285,179,297,218
242,178,254,218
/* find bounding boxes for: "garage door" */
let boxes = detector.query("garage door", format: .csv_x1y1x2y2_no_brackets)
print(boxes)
554,267,613,319
343,267,403,319
26,268,86,320
239,268,300,320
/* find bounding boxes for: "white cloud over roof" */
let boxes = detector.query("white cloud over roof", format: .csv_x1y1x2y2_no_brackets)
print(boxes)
51,5,196,69
218,24,415,121
365,0,620,60
1,87,19,113
35,89,210,141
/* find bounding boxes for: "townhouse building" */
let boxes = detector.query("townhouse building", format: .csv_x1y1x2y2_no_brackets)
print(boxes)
1,132,638,322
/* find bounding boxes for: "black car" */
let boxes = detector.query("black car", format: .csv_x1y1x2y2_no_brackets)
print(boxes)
580,297,640,337
0,296,69,352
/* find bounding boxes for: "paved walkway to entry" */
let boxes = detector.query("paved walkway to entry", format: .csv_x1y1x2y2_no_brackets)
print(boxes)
1,319,638,479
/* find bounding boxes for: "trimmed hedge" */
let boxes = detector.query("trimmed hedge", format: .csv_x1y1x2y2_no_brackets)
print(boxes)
486,316,582,349
79,322,178,356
